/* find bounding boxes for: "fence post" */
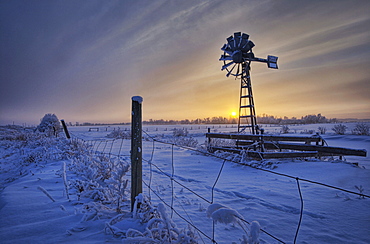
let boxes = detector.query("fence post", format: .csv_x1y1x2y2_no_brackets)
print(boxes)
60,119,71,139
131,96,143,211
207,128,211,152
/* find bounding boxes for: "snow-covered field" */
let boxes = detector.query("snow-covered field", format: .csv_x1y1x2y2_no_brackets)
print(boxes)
0,123,369,243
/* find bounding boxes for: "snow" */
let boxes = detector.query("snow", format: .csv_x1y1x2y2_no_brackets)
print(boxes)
210,207,242,225
0,123,369,243
132,96,143,104
249,221,261,243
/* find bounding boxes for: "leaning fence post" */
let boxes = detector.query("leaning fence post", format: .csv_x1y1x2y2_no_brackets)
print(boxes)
131,96,143,211
207,128,211,152
60,119,71,139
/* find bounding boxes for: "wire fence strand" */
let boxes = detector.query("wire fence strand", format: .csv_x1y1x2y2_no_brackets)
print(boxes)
294,178,304,244
142,130,287,243
67,128,368,244
141,129,369,243
142,179,216,243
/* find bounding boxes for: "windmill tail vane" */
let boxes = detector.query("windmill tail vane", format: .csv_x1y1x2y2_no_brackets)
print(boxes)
220,32,278,134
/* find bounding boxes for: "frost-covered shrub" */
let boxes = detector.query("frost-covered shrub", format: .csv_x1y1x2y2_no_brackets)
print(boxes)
22,148,46,165
208,138,236,148
132,194,157,223
37,113,61,137
0,126,85,181
281,125,289,134
160,128,198,148
172,136,198,148
68,154,130,211
105,194,198,242
173,128,188,137
318,126,327,134
352,123,370,135
332,124,347,135
65,139,92,157
0,126,42,141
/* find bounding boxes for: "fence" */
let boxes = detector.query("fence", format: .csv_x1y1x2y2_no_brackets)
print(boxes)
61,98,369,243
66,124,369,243
140,130,369,243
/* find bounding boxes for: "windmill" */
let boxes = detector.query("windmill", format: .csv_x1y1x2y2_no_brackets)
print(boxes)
220,32,278,134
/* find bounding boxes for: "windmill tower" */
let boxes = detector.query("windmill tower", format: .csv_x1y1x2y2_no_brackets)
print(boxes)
220,32,278,134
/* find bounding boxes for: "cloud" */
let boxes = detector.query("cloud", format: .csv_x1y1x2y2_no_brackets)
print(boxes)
1,0,369,124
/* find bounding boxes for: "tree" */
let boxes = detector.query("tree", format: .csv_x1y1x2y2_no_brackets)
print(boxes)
352,123,370,135
332,124,347,135
37,113,61,137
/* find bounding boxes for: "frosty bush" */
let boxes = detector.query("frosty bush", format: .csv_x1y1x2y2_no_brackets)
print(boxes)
162,128,198,148
172,136,198,148
332,124,347,135
281,125,290,134
105,194,197,242
68,154,130,211
37,113,61,137
0,126,86,181
352,123,370,135
318,126,327,134
173,128,188,137
0,126,35,141
113,194,197,242
208,138,236,148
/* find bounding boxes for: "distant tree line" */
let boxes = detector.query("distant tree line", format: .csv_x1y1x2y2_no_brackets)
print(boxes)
257,113,338,125
142,113,338,125
143,117,238,125
69,113,338,126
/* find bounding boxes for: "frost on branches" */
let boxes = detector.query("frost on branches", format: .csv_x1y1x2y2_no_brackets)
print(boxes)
68,154,130,211
105,194,198,243
37,113,62,137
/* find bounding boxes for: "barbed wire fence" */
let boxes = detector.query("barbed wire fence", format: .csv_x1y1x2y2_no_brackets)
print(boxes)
140,129,369,243
65,125,369,244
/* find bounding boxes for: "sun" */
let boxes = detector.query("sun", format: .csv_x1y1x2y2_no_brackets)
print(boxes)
231,111,237,117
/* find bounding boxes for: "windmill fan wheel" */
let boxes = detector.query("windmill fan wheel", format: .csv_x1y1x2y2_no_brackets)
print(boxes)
220,32,255,77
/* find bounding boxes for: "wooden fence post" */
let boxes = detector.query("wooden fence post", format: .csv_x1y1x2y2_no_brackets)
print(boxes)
131,96,143,211
60,119,71,139
207,128,211,152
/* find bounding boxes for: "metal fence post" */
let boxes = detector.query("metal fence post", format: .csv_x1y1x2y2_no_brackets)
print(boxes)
131,96,143,211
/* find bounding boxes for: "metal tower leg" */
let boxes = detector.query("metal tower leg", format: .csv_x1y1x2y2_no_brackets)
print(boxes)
238,63,258,134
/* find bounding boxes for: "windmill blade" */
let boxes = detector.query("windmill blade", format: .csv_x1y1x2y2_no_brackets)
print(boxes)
226,63,237,77
234,32,241,48
221,61,234,71
221,44,233,55
227,36,235,51
241,40,255,52
219,54,232,61
242,33,249,40
239,33,249,48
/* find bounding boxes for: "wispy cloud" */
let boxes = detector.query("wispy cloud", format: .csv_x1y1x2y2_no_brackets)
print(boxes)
1,0,369,124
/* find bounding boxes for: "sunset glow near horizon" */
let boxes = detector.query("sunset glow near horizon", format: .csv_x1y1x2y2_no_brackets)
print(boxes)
1,0,370,125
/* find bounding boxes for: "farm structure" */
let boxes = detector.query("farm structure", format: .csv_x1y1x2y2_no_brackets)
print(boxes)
206,132,367,159
216,32,366,159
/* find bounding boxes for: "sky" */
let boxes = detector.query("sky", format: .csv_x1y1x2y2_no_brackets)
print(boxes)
1,0,370,125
